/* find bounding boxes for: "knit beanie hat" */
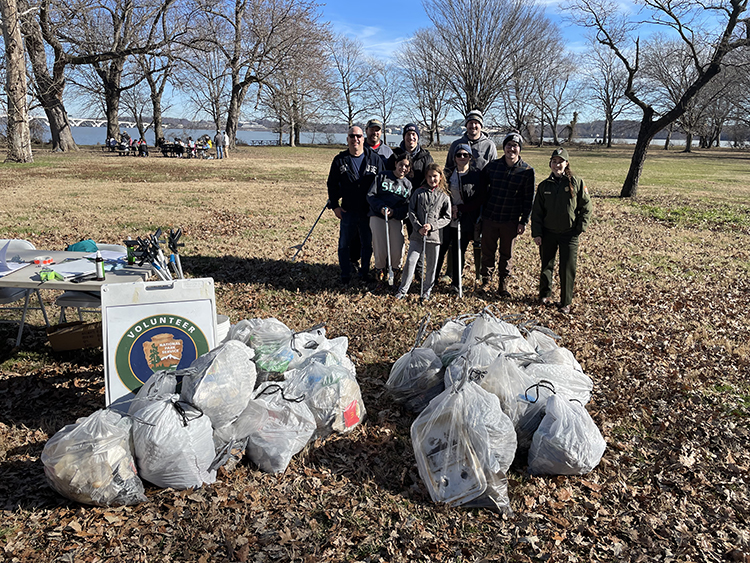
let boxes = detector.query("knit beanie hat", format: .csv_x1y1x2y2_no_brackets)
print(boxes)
455,143,472,156
464,110,483,127
403,123,420,139
502,132,523,149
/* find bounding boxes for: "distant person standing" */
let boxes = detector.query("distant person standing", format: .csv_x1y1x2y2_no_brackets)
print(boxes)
531,147,592,314
445,110,497,171
479,132,535,298
364,119,393,163
327,125,384,284
214,130,225,159
223,130,230,158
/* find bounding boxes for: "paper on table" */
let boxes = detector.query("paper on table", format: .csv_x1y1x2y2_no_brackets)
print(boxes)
0,241,31,277
47,259,96,279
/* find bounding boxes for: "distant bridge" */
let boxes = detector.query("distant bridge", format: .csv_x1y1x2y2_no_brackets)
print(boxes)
27,115,140,128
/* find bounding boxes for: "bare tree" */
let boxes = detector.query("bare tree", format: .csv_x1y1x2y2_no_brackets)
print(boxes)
139,51,176,144
326,33,371,127
570,0,750,197
1,0,33,161
423,0,549,115
177,44,229,132
258,24,332,146
397,28,451,146
366,59,401,144
194,0,326,149
582,41,631,147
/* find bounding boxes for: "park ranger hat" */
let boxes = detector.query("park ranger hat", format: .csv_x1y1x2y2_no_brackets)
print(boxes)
551,147,569,161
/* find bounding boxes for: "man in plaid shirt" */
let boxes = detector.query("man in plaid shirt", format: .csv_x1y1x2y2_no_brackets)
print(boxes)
479,132,535,297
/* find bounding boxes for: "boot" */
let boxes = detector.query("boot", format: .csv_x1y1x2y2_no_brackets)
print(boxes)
498,277,511,298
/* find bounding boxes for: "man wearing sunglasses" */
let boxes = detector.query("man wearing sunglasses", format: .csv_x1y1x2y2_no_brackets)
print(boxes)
327,125,385,284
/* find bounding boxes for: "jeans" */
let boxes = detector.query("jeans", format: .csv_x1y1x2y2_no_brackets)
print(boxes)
216,146,224,159
338,211,372,281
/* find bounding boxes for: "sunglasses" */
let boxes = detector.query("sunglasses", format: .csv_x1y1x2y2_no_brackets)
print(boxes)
456,153,470,159
348,134,363,139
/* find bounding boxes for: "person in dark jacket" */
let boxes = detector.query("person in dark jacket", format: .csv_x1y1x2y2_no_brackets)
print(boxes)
387,123,434,197
327,125,384,284
531,147,592,314
367,149,412,288
435,144,482,291
479,132,535,298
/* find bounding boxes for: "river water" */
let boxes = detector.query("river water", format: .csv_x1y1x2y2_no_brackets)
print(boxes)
43,125,723,148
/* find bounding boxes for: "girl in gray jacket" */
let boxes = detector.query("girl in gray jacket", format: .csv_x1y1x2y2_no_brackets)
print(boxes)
396,163,452,302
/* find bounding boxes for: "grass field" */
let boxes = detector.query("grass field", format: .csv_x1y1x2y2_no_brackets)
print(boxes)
1,144,749,562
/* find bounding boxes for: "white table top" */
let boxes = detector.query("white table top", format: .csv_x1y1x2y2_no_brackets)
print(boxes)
0,250,151,291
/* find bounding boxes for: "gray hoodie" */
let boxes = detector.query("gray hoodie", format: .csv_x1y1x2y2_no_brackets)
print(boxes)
445,132,498,170
407,186,451,244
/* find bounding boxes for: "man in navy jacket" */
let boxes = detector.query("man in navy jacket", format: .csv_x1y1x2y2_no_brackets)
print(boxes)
327,125,384,284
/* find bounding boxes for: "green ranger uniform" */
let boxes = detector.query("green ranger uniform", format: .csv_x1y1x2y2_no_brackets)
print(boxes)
531,173,592,307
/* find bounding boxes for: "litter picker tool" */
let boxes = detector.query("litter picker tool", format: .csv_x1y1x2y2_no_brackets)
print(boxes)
291,201,329,262
384,209,394,286
421,233,427,299
168,228,185,279
456,215,463,298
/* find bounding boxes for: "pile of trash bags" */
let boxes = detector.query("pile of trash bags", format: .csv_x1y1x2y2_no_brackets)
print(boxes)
388,308,606,514
42,318,365,507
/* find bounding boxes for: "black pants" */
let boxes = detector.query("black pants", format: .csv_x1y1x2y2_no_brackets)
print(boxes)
539,230,579,306
436,222,473,286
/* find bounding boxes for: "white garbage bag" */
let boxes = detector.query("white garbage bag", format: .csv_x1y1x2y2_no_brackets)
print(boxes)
127,371,178,416
42,409,147,506
180,340,257,429
523,362,593,405
132,396,217,489
515,380,557,455
387,347,444,413
411,378,516,513
480,354,536,425
245,382,317,473
528,394,607,475
422,316,473,359
285,362,366,437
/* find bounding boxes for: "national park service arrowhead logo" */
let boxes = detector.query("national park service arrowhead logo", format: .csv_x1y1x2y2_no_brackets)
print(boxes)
115,314,210,392
142,333,184,371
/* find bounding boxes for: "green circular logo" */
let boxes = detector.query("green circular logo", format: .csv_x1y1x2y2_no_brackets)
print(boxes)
115,315,210,392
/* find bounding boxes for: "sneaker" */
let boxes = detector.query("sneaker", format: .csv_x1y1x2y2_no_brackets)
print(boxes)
540,296,554,305
439,275,451,285
559,304,571,314
420,293,430,302
395,292,406,300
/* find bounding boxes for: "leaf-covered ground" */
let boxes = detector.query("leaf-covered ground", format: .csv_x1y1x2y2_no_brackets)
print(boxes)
1,146,749,562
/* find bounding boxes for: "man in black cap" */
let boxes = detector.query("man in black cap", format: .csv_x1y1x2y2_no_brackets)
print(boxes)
478,132,535,298
364,118,393,163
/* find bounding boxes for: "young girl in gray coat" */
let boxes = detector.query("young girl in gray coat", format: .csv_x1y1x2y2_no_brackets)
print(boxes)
396,163,452,302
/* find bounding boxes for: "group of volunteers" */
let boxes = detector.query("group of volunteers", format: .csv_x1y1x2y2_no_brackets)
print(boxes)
326,111,592,313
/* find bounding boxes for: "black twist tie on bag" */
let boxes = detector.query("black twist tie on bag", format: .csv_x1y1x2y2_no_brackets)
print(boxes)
254,383,306,403
172,400,204,427
523,380,556,403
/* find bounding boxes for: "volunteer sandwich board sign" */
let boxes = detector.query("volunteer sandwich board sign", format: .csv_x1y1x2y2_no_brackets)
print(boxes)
101,278,217,408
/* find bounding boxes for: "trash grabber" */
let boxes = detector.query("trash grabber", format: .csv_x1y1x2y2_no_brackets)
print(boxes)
168,228,185,279
291,201,328,262
456,216,463,298
384,210,394,286
421,233,427,298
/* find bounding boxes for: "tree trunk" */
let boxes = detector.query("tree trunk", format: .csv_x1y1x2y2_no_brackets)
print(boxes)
620,115,659,198
20,1,78,152
294,123,301,146
151,94,164,146
289,116,296,147
225,82,250,151
663,129,672,150
105,94,121,141
683,132,693,153
1,0,34,162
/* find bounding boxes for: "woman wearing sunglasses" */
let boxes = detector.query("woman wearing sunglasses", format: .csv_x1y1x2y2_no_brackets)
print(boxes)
435,143,483,292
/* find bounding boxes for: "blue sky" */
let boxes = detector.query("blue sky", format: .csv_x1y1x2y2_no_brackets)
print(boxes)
318,0,592,60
